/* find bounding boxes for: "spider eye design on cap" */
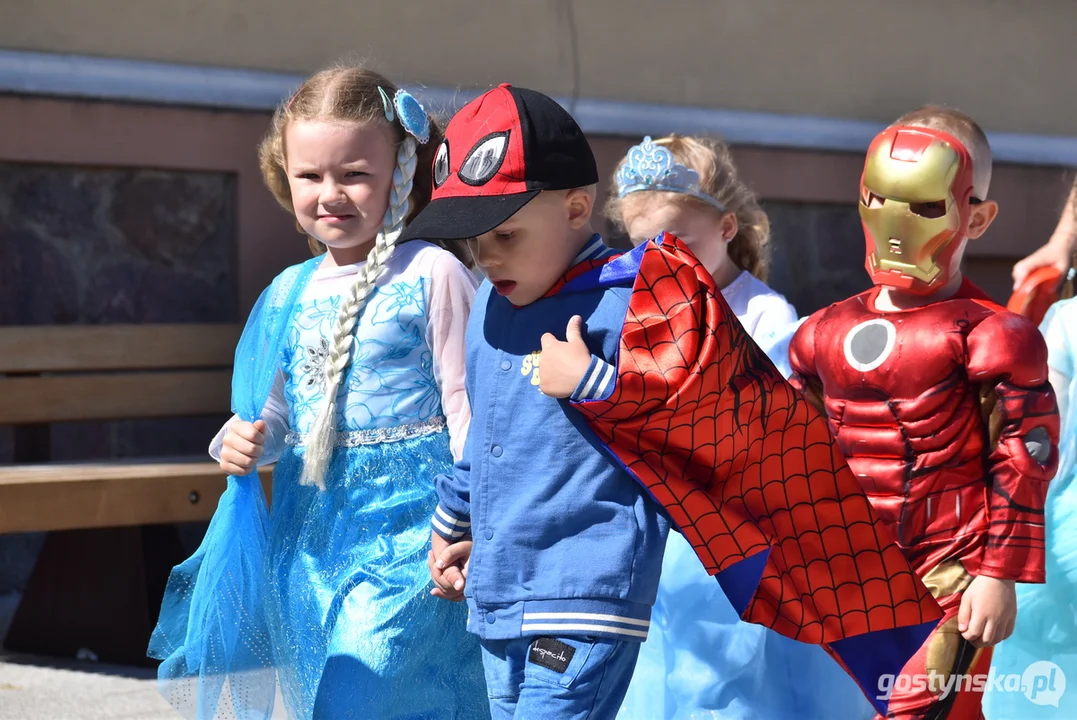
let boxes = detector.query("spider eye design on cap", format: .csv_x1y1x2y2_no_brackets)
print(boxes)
459,132,509,186
433,140,450,188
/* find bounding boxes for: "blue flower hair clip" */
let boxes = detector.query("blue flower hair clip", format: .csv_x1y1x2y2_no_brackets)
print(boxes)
381,88,431,145
615,136,726,212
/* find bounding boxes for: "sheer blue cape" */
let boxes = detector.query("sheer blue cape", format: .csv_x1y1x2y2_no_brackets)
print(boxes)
148,258,320,719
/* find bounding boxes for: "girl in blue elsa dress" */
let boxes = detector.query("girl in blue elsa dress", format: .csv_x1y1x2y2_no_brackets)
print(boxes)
986,296,1077,719
607,134,876,720
148,64,488,720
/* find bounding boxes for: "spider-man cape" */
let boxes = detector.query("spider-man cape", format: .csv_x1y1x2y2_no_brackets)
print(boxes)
566,235,943,714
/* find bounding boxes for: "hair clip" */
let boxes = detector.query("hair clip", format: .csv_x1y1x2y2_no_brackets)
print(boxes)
392,89,430,145
378,87,395,122
615,137,726,212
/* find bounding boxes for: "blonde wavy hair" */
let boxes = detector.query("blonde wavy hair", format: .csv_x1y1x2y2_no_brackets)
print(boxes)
606,134,772,281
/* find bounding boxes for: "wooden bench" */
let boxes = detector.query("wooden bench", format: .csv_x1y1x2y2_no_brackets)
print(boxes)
0,324,270,665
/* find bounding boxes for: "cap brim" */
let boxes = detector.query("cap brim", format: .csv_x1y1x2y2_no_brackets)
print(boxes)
400,191,540,242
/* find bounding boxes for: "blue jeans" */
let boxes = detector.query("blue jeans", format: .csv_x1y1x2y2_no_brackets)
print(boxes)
479,636,641,719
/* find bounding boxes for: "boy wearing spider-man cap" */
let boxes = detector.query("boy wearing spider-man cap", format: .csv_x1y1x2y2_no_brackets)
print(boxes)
406,84,943,719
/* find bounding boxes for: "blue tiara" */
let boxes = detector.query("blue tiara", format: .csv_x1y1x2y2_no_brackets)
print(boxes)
615,136,726,211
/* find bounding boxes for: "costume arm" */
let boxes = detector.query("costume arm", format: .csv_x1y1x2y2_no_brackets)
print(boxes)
788,310,827,415
967,312,1060,582
566,239,941,650
208,370,290,465
432,423,473,542
426,251,479,462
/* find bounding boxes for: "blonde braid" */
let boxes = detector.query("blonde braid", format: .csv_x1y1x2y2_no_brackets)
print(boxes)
300,136,419,489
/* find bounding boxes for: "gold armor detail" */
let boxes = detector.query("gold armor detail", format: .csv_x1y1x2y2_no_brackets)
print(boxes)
920,560,974,600
921,561,979,696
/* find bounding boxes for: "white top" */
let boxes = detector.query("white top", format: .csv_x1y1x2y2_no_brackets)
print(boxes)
211,241,477,464
720,269,799,346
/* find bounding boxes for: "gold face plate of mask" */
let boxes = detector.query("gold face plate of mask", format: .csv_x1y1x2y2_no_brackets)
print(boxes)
860,138,961,284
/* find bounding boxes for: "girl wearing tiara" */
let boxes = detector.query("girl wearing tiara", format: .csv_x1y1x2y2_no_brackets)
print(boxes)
149,65,488,720
607,135,873,719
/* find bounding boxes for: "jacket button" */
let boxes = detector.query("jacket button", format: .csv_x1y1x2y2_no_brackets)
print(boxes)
501,360,512,371
486,613,496,624
491,445,503,457
485,529,494,540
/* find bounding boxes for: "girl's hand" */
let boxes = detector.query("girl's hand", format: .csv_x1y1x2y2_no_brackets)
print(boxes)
429,532,472,602
219,419,267,476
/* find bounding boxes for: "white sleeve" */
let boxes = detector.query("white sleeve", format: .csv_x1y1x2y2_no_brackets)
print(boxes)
1042,303,1075,423
425,251,478,462
745,294,799,344
748,295,801,379
208,369,290,465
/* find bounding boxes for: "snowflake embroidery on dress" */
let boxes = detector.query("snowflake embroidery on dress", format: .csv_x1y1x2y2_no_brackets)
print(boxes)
296,297,340,332
283,275,439,433
297,337,330,393
343,328,428,424
369,280,424,327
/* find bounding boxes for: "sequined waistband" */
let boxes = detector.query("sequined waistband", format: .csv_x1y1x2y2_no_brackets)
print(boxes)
285,416,447,448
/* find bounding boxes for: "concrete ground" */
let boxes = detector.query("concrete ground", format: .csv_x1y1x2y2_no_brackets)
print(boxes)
0,593,172,719
0,653,175,720
0,593,290,719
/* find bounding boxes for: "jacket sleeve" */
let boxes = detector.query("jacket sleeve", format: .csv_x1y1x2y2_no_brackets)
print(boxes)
432,423,473,542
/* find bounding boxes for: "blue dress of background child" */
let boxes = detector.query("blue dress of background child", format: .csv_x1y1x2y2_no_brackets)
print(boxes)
985,297,1077,719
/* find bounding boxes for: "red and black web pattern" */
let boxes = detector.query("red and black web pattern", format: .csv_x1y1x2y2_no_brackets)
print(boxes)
574,238,942,644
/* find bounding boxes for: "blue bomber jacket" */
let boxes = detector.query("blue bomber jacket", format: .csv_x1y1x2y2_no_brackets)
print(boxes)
432,235,669,642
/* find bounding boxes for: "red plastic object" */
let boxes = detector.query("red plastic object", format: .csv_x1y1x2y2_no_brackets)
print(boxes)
1007,265,1064,325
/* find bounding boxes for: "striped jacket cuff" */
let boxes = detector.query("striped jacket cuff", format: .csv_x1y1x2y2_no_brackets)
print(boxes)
431,503,471,541
520,610,651,640
571,355,616,402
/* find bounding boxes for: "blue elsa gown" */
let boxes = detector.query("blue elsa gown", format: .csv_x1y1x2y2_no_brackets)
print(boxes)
150,245,488,719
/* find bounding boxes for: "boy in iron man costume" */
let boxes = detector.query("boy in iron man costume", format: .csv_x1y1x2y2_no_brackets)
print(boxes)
790,107,1059,719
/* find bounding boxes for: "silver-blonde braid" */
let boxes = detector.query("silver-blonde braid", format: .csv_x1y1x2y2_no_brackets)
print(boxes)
300,136,419,489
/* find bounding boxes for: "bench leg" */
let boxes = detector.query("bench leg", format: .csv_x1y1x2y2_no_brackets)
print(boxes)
4,524,187,667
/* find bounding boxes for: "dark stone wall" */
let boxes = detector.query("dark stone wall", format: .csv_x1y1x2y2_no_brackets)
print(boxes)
0,162,239,596
0,163,238,326
765,200,871,316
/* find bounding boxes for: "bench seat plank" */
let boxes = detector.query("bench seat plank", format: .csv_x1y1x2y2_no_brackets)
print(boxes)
0,371,233,423
0,462,273,533
0,324,241,373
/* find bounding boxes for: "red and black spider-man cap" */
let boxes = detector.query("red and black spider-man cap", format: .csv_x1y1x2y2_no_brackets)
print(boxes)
400,84,598,241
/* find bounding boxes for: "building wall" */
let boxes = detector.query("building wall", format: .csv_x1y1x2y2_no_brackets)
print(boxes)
3,95,1069,315
1,0,1076,135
